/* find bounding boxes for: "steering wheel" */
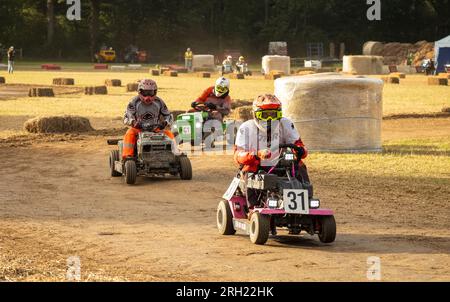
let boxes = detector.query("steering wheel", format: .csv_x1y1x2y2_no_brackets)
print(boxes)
276,144,305,162
191,102,214,112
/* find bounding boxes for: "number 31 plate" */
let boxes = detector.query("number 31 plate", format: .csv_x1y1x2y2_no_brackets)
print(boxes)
283,189,310,215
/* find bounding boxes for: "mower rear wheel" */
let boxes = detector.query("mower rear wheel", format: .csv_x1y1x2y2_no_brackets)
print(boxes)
318,216,337,244
109,150,122,177
249,212,270,245
217,200,236,235
179,156,193,180
124,160,137,185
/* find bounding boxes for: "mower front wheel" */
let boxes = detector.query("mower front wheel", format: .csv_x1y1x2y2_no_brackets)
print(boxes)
124,160,137,185
318,216,337,244
179,156,193,180
249,212,270,245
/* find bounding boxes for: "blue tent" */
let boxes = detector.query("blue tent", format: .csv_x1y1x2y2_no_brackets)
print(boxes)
435,35,450,73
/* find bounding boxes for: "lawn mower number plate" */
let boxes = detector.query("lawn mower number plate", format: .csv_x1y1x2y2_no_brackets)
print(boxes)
182,126,191,135
223,177,241,201
283,189,310,215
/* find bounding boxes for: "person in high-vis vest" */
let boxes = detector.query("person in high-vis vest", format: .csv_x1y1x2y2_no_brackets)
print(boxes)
185,48,193,71
234,94,311,205
122,79,174,160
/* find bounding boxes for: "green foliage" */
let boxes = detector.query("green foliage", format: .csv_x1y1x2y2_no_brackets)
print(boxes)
0,0,449,60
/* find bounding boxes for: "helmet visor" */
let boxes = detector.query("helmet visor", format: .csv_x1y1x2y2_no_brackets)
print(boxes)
255,110,283,121
215,85,228,95
140,90,156,97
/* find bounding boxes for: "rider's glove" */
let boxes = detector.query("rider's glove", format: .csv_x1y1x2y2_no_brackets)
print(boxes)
206,103,217,110
132,120,142,129
160,120,169,129
257,149,272,160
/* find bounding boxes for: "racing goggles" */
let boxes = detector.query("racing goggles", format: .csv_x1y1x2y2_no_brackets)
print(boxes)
255,110,283,121
140,90,156,97
215,85,228,95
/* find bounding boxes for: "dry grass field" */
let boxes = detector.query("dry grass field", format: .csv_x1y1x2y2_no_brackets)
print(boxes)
0,67,449,281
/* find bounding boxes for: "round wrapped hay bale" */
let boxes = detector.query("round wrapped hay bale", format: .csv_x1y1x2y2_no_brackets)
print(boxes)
85,86,108,95
232,106,254,121
24,116,94,134
151,69,160,76
105,79,122,87
163,70,178,77
274,73,384,153
53,78,75,85
362,41,384,56
192,55,215,72
198,72,211,78
262,55,290,76
231,99,253,110
343,56,384,75
0,77,5,84
126,83,139,92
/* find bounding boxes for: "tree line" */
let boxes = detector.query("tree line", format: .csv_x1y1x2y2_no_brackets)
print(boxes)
0,0,449,62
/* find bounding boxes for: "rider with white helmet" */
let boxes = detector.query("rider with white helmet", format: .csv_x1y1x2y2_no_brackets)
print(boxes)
191,77,232,121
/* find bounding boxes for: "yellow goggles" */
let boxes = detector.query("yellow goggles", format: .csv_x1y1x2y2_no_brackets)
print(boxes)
215,85,228,95
255,110,283,121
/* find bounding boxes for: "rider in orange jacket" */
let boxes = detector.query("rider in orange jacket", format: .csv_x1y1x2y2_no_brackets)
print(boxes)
191,77,232,121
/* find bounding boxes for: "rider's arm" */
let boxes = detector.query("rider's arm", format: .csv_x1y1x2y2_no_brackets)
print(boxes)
123,98,138,126
282,119,308,159
158,99,173,126
234,147,259,166
195,87,214,104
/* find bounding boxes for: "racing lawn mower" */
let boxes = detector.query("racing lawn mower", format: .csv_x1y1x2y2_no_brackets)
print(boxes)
108,122,192,185
217,144,336,245
175,103,236,148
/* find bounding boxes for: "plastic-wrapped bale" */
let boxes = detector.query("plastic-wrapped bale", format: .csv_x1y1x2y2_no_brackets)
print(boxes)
0,77,5,84
362,41,384,56
274,73,384,153
192,55,215,72
28,88,55,97
24,116,94,134
105,79,122,87
381,76,400,84
343,56,384,75
262,55,290,76
53,78,75,85
428,77,448,86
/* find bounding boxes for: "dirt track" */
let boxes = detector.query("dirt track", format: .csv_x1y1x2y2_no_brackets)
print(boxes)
0,120,449,281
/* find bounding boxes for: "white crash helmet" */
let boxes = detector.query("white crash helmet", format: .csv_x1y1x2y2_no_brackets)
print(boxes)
214,77,230,98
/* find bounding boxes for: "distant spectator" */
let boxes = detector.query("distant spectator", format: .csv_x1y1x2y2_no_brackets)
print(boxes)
7,46,15,74
185,48,193,72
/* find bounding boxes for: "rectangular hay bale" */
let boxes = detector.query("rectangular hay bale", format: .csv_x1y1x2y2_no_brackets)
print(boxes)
163,71,178,77
126,83,139,92
428,77,448,86
229,73,245,80
381,76,400,84
198,72,211,78
105,79,122,87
